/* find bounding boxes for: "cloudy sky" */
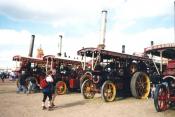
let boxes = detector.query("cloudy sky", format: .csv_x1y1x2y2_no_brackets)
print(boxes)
0,0,174,68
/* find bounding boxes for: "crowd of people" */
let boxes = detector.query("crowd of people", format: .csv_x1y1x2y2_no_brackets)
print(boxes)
0,71,19,82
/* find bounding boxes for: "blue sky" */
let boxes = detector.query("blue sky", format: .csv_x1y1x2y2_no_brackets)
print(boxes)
0,0,174,69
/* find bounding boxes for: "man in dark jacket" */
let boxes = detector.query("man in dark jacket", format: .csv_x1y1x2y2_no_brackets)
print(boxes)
16,71,28,93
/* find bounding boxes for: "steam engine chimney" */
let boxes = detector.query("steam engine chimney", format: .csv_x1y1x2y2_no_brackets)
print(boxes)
151,41,154,46
98,10,107,49
58,35,62,56
122,45,125,53
28,35,35,57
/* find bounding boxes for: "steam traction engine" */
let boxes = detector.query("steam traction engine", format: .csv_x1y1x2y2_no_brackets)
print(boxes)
78,47,156,102
144,43,175,112
12,55,46,88
43,55,83,95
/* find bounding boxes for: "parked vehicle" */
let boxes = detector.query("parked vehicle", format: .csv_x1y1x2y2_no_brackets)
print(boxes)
144,43,175,112
12,55,46,92
43,55,83,95
77,47,158,102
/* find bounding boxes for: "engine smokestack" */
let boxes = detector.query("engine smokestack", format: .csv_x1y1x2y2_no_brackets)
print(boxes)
98,10,107,49
28,35,35,57
58,35,62,56
122,45,125,53
151,41,154,46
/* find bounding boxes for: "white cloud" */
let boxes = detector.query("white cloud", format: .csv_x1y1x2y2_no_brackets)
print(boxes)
0,26,173,68
0,29,31,44
106,27,174,54
116,0,174,20
0,29,31,67
0,0,174,68
0,0,173,30
0,29,99,67
0,0,126,27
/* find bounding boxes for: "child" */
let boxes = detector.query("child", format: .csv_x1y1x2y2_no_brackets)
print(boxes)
42,70,53,110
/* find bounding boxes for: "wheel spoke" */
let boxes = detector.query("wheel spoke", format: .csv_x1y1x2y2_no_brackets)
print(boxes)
82,80,95,99
157,87,169,111
102,81,116,102
135,73,149,97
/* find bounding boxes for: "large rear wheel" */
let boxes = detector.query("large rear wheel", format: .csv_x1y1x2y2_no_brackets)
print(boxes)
81,79,95,99
101,80,116,102
130,72,150,99
154,84,169,112
56,81,67,95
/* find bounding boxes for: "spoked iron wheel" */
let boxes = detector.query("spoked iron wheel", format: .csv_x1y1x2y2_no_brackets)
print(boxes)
154,84,169,112
81,79,95,99
130,72,150,99
101,81,116,102
56,81,67,95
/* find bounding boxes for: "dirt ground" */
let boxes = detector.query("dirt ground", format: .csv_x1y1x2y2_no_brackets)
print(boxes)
0,79,175,117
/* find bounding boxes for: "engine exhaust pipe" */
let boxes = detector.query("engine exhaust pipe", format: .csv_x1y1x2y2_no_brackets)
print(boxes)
58,35,62,56
151,41,154,46
98,10,107,49
28,35,35,57
122,45,125,53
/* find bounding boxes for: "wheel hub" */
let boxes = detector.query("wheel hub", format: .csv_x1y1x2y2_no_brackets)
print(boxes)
86,87,91,92
107,89,112,93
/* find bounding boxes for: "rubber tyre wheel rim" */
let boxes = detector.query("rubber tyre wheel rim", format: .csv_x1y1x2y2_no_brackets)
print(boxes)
56,81,67,95
130,72,150,99
81,79,95,99
101,80,116,102
154,84,169,112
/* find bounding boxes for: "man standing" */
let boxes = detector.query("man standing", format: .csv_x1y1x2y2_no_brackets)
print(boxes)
17,71,28,93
